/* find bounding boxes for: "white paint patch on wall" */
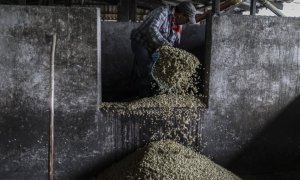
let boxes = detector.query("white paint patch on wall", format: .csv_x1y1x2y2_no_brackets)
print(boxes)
16,41,49,105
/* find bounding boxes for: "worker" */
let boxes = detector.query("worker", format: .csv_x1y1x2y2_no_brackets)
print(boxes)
130,1,199,98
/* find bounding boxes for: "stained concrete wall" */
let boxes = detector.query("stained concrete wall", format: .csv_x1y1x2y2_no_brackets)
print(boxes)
203,15,300,173
0,5,100,180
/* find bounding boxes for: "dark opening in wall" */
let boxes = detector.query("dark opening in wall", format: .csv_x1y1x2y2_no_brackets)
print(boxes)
101,21,209,107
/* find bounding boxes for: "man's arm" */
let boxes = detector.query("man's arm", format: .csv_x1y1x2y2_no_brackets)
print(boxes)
148,7,172,48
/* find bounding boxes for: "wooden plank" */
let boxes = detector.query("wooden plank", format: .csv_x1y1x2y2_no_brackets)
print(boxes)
250,0,257,15
65,0,72,6
129,0,137,22
18,0,26,5
118,0,129,22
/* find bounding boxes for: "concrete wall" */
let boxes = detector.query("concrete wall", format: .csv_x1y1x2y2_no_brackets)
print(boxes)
0,5,100,180
203,15,300,173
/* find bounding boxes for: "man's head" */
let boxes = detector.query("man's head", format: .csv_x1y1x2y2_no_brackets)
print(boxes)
175,2,198,25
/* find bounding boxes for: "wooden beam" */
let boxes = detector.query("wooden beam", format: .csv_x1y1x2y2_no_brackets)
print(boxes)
250,0,257,15
212,0,220,15
65,0,72,6
196,0,240,22
49,0,54,5
137,1,161,10
118,0,129,22
129,0,137,22
18,0,26,5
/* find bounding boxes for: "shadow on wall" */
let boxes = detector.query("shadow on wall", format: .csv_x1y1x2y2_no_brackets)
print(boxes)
228,95,300,175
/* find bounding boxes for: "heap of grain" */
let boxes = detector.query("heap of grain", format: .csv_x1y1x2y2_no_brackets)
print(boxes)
95,140,241,180
152,45,200,95
100,46,204,145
